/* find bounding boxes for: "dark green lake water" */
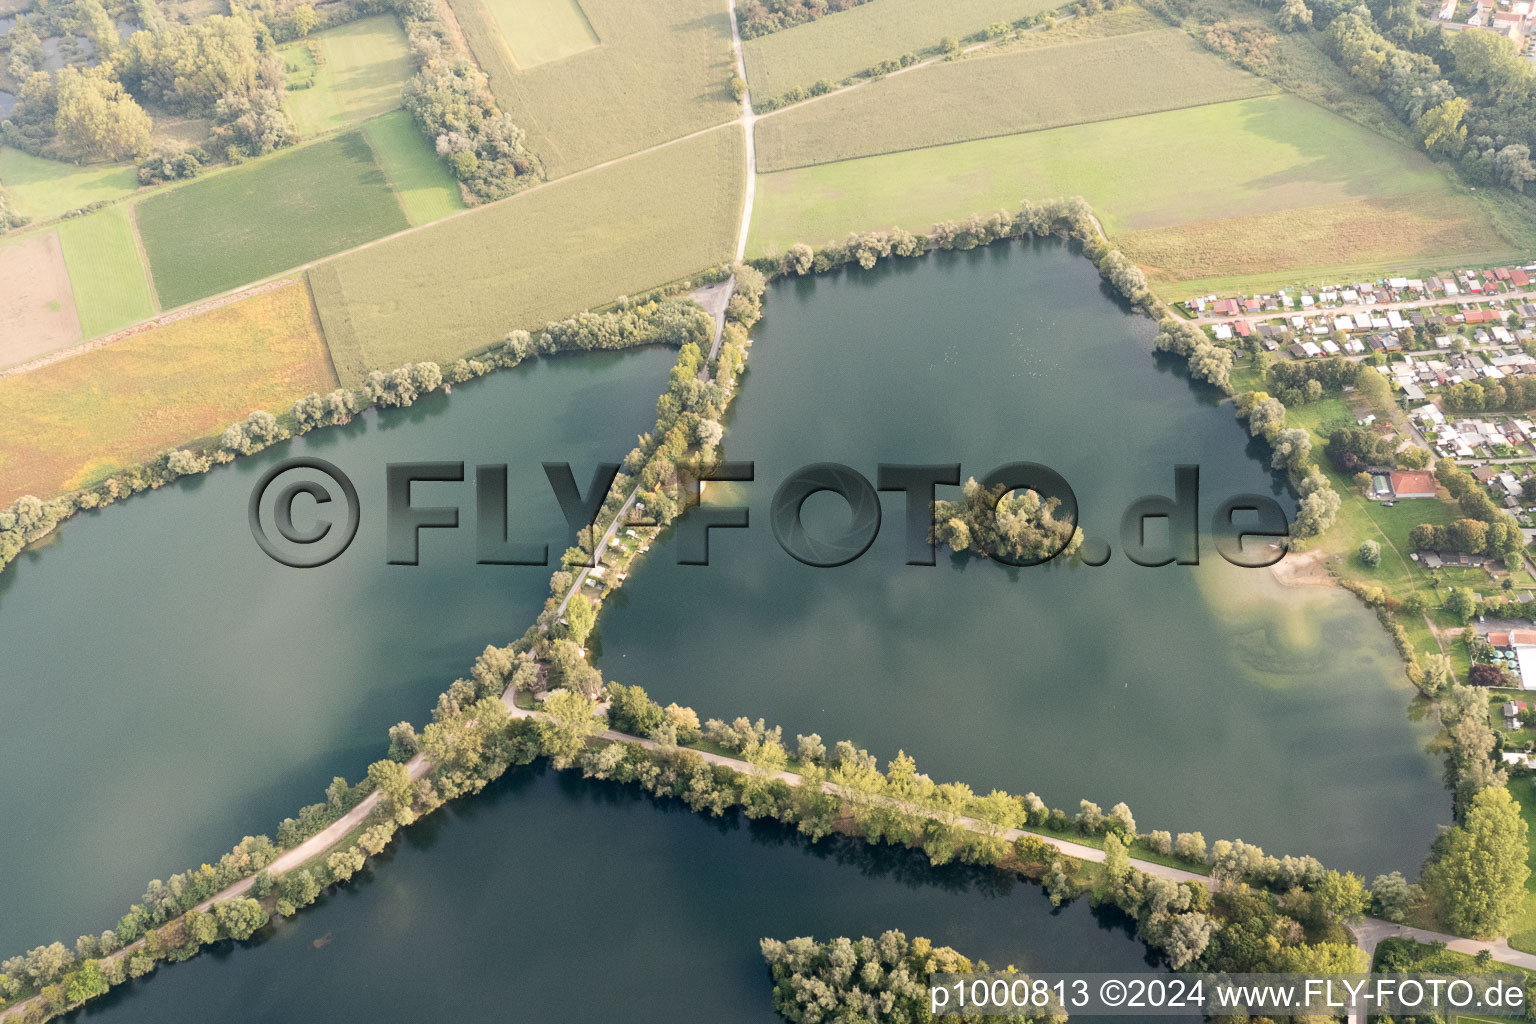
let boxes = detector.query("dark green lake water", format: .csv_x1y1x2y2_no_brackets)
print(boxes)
596,240,1448,878
73,767,1174,1024
0,241,1447,1015
0,348,676,957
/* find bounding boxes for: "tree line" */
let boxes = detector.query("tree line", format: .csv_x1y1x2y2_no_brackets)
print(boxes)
1309,1,1536,192
0,288,728,581
394,0,538,202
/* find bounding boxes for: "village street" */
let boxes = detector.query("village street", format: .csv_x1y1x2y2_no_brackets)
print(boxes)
1188,286,1536,327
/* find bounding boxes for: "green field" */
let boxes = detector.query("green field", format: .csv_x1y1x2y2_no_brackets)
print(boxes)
487,0,598,68
57,206,155,337
309,124,743,377
748,95,1525,290
136,132,410,308
281,15,413,135
452,0,737,177
741,0,1063,100
362,111,465,226
0,147,138,222
1506,775,1536,954
755,29,1274,172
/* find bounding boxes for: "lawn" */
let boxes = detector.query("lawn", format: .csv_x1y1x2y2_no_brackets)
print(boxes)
1507,776,1536,953
308,124,743,378
135,132,409,308
0,147,138,222
361,110,465,226
57,205,155,337
741,0,1063,100
0,231,80,368
1281,389,1467,649
483,0,598,68
0,281,336,503
451,0,737,177
280,15,413,135
754,29,1275,173
748,95,1527,290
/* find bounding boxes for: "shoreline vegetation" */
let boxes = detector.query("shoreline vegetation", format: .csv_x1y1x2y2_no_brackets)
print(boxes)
0,276,728,577
3,204,1525,1023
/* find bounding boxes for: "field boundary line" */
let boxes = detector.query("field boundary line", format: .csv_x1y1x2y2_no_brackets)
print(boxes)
357,121,417,227
3,118,742,378
750,11,1082,138
124,201,161,313
0,278,298,380
755,91,1279,176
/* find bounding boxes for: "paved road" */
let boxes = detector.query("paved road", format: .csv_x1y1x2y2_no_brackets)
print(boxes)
1351,917,1536,967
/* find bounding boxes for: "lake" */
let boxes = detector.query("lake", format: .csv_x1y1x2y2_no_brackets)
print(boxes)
73,766,1182,1024
0,348,676,956
595,239,1449,878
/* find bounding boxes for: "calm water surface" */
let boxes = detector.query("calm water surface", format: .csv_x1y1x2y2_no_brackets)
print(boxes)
73,768,1179,1024
0,348,675,955
596,241,1448,877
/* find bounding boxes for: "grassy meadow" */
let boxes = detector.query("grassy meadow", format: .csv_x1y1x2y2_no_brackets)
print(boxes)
280,15,413,135
754,29,1275,172
0,282,335,503
748,95,1524,291
57,206,156,337
310,125,743,375
362,111,466,225
0,147,138,222
136,132,409,308
741,0,1062,100
486,0,598,68
452,0,737,177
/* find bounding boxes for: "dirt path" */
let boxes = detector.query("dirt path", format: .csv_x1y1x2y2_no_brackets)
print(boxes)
727,0,756,262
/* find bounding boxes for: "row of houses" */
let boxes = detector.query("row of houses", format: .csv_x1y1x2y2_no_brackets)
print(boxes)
1186,264,1536,320
1471,462,1536,508
1212,304,1536,355
1413,400,1536,458
1452,0,1530,49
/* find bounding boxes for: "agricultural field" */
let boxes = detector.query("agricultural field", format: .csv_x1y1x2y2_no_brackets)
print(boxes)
1119,193,1525,296
362,111,466,226
56,206,156,338
748,94,1524,291
135,132,410,309
741,0,1062,101
0,147,138,222
754,29,1275,173
484,0,598,68
0,231,80,368
451,0,737,177
0,281,336,503
310,124,743,377
280,15,413,135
